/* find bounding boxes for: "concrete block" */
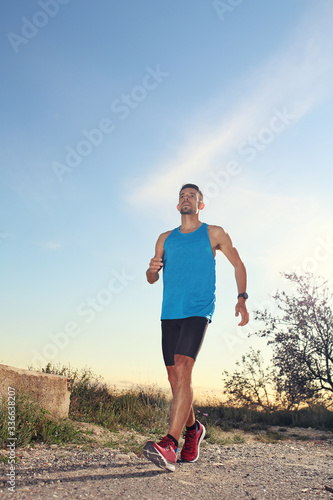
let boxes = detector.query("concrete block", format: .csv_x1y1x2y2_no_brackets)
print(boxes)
0,364,71,419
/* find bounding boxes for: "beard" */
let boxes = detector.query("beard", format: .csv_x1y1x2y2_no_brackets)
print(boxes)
180,206,196,215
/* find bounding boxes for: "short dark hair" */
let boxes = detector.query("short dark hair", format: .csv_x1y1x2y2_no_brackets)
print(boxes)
179,183,203,202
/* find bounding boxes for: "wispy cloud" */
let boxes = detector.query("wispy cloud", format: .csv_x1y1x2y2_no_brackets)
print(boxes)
130,2,333,205
41,241,63,251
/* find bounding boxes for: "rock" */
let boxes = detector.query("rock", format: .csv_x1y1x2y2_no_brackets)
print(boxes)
115,453,131,461
0,364,71,419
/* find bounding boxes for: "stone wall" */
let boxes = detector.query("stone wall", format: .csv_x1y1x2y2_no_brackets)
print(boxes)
0,364,71,419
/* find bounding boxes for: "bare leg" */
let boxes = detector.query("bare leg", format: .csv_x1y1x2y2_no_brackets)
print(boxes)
167,365,196,429
166,354,196,442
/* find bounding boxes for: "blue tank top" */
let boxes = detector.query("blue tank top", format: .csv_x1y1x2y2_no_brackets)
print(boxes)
161,223,216,322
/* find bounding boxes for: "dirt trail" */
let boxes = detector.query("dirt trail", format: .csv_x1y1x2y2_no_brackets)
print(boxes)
1,427,332,499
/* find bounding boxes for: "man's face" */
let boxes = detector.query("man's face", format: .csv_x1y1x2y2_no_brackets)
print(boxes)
178,188,202,214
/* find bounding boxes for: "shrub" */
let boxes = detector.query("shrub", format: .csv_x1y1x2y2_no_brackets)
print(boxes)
0,391,81,448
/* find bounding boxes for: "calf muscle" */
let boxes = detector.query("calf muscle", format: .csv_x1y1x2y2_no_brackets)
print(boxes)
168,355,195,442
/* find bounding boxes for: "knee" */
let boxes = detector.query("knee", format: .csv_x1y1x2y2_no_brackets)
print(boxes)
174,355,194,383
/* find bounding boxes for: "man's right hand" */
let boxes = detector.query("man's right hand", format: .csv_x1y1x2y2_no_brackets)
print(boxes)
147,248,163,283
148,247,164,273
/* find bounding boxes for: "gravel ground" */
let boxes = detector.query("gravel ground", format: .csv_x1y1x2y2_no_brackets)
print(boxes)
1,428,333,499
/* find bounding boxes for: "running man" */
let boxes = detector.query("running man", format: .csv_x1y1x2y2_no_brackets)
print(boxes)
143,183,249,471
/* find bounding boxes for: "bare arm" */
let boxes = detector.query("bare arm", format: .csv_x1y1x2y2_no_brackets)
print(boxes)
213,226,249,326
146,232,170,284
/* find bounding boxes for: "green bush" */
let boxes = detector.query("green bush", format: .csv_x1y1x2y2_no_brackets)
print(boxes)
0,391,81,448
70,378,171,433
33,363,172,434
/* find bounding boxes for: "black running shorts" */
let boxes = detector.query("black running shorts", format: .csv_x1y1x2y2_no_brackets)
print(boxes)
161,316,209,366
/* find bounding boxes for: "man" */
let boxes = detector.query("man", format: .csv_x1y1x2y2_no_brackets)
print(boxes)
143,183,249,472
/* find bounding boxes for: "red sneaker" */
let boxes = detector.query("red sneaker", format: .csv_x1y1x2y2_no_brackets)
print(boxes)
180,420,206,462
143,435,178,472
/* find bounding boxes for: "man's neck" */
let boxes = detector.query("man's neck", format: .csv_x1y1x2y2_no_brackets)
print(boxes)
179,215,202,233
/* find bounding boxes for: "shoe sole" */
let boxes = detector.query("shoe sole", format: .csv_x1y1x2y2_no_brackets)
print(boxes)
180,424,206,463
143,441,176,472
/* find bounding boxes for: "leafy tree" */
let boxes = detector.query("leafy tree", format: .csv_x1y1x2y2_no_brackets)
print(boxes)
253,273,333,408
223,273,333,410
222,348,279,411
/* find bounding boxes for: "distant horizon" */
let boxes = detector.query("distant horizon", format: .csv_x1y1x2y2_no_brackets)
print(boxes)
1,360,226,405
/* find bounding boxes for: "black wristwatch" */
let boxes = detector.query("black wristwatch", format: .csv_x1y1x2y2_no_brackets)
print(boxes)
237,292,248,300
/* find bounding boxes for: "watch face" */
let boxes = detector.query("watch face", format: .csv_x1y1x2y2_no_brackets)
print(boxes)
239,293,248,299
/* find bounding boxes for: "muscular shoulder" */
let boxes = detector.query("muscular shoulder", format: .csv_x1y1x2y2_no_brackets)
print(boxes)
158,230,173,243
207,225,228,250
155,230,173,255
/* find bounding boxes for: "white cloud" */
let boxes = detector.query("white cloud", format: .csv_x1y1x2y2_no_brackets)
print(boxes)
129,2,333,205
42,241,63,250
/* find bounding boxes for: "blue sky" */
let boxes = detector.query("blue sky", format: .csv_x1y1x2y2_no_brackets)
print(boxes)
1,0,333,396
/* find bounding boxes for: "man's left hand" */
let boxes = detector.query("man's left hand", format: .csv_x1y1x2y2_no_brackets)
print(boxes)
235,300,249,326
